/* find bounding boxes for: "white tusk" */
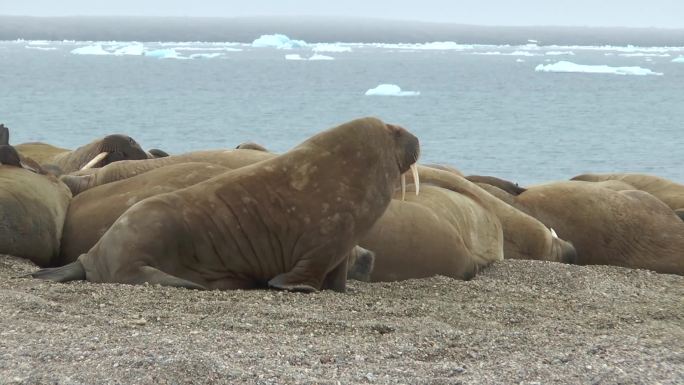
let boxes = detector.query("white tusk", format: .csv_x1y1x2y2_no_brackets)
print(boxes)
411,163,419,196
401,173,406,201
80,151,109,170
550,228,558,239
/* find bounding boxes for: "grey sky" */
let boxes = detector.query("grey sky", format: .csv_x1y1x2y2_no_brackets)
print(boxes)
3,0,684,28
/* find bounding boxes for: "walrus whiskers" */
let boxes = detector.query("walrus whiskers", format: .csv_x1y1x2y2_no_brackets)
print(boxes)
80,151,109,170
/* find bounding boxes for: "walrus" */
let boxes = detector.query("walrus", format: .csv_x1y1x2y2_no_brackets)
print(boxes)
16,134,150,174
466,175,526,195
0,145,72,267
406,167,576,264
571,173,684,213
235,142,268,151
57,162,233,266
499,181,684,274
60,148,275,196
356,184,504,282
0,124,8,146
32,117,420,292
676,208,684,221
147,148,170,158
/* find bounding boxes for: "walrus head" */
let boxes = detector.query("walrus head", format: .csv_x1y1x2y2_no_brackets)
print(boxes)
80,134,148,170
549,228,578,264
0,124,9,146
235,142,268,152
346,246,376,282
0,145,22,167
147,148,170,158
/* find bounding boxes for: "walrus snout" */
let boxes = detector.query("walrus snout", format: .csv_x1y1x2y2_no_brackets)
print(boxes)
551,233,578,264
0,145,22,167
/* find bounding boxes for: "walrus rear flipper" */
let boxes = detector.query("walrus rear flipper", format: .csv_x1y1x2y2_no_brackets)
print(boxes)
31,261,86,282
135,266,208,290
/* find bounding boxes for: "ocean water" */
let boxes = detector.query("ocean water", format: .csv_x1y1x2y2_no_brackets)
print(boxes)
1,39,683,185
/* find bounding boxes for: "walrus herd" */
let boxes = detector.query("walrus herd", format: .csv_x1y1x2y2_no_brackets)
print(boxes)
0,117,681,293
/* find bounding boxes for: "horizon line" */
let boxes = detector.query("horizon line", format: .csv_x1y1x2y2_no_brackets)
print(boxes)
1,14,683,31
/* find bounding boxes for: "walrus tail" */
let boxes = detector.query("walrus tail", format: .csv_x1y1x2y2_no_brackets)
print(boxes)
30,261,86,282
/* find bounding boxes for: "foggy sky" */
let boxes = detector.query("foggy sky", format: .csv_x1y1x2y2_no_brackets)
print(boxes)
2,0,684,29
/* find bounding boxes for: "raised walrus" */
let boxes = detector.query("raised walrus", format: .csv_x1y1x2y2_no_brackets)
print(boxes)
16,134,150,174
60,149,275,196
57,162,232,265
356,184,504,282
0,145,72,267
32,117,420,291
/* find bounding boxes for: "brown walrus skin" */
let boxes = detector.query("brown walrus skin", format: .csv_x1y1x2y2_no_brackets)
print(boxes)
56,162,232,266
466,175,527,196
32,117,420,292
571,173,684,213
407,167,576,264
60,149,275,196
1,145,72,267
501,181,684,275
357,184,504,282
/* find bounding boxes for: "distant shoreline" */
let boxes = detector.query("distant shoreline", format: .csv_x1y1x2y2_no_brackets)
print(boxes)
2,15,684,46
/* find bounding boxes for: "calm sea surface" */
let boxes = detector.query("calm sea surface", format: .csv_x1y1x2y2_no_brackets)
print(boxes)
1,40,683,184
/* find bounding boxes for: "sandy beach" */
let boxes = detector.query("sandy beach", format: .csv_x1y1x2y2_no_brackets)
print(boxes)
0,255,682,384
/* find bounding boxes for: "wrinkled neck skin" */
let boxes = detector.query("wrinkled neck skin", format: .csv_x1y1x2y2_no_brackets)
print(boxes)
61,157,177,195
50,140,104,172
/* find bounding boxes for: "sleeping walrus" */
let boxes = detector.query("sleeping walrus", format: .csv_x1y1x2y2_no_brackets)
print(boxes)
32,117,420,292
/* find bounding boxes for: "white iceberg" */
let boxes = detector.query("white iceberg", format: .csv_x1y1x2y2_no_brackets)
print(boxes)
516,58,525,63
545,51,575,56
535,61,663,76
71,45,111,55
285,54,305,60
312,43,351,53
252,34,307,49
189,53,223,59
308,54,334,61
25,45,57,51
370,41,474,51
144,48,185,59
671,56,684,63
365,84,420,96
113,44,144,56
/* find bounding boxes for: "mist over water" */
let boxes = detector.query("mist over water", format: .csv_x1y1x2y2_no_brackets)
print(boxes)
1,36,683,185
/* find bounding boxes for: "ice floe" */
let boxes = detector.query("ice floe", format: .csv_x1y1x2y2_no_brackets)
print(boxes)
252,34,307,49
309,54,334,61
673,56,684,63
472,51,542,56
535,61,663,76
71,45,111,55
616,53,670,57
285,54,334,61
113,44,144,56
25,46,57,51
285,54,305,60
144,48,186,59
312,44,352,53
516,58,525,63
365,84,420,96
545,51,575,56
188,53,223,59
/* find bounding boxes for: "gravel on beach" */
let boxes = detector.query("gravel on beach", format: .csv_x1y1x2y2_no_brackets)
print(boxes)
0,255,682,385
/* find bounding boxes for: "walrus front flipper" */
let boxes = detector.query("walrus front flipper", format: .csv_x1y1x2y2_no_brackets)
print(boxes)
268,273,318,293
135,266,208,290
0,124,8,145
320,258,348,293
675,209,684,222
31,261,86,282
